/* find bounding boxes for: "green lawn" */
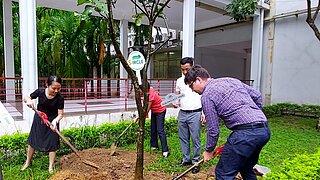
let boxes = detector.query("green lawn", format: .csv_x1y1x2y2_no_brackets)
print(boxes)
2,116,319,179
126,116,320,176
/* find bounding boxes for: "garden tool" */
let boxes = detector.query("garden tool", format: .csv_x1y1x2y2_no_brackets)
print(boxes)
172,144,224,180
110,117,139,156
32,107,100,169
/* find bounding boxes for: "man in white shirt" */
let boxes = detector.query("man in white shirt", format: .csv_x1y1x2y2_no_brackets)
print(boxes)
174,57,204,174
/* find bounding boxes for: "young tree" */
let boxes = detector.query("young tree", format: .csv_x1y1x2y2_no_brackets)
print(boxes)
77,0,172,179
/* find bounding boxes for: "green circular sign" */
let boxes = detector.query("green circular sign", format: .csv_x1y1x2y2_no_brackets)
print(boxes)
127,51,145,71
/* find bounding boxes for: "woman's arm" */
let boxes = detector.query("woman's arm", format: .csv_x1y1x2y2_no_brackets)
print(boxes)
51,109,64,130
23,96,34,109
147,101,152,116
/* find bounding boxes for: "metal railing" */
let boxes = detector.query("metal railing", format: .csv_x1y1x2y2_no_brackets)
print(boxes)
0,77,253,120
0,77,177,119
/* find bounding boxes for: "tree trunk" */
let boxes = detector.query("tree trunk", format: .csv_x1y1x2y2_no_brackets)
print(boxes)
134,115,145,180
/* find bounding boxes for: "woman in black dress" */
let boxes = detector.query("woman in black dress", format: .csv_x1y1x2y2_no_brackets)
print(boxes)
20,76,64,173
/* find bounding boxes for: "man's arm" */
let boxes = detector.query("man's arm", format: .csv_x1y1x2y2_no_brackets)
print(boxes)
201,96,219,153
202,95,220,162
243,83,263,109
172,90,181,108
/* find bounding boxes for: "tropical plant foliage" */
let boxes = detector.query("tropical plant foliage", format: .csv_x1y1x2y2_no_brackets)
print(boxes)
0,2,119,79
226,0,258,22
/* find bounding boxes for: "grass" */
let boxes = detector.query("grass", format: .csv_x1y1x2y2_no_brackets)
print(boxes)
1,116,319,179
2,155,54,180
125,116,320,177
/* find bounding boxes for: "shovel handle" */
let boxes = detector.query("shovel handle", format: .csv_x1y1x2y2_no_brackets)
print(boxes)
172,144,225,180
115,118,137,143
32,107,81,157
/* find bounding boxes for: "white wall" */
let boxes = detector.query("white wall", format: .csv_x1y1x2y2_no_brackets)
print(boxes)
198,47,249,80
261,1,320,105
195,24,252,81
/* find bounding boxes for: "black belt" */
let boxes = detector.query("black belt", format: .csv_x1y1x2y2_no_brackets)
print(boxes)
231,122,268,130
181,108,202,113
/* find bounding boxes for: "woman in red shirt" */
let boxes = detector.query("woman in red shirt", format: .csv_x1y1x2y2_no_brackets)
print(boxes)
140,83,169,158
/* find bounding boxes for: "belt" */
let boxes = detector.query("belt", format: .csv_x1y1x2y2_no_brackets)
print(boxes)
231,122,268,130
180,108,202,113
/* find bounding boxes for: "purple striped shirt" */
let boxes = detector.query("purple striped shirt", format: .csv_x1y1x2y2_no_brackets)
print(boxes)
201,78,267,152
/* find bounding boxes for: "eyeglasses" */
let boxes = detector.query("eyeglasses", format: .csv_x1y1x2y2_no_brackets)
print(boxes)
189,81,195,89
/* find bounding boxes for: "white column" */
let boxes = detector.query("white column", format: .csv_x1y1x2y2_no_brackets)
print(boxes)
119,20,128,97
3,0,15,101
250,9,264,92
19,0,38,126
182,0,195,58
120,20,128,78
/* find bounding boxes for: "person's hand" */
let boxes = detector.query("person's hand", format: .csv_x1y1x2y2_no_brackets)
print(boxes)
50,119,58,131
200,114,206,125
203,150,214,162
172,100,180,108
26,99,34,109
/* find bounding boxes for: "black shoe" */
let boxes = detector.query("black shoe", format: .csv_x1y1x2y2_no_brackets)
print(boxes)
191,166,200,174
176,160,192,167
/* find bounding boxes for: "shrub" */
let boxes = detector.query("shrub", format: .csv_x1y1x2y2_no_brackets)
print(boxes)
266,149,320,179
0,117,178,166
263,103,320,118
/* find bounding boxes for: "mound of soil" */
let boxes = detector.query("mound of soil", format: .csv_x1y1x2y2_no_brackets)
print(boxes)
49,148,173,180
50,148,239,180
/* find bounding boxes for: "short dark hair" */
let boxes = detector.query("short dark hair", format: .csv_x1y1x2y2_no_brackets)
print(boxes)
184,65,210,84
47,76,62,86
180,57,194,66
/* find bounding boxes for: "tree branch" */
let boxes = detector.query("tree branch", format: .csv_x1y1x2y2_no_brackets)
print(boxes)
152,0,171,22
306,0,320,41
312,0,320,20
106,1,138,83
130,0,149,17
150,15,171,57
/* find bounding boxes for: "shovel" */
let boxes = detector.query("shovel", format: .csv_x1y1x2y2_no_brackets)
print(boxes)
110,118,139,156
32,107,100,169
172,144,224,180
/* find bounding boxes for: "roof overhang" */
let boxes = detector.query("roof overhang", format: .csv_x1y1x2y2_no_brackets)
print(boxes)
33,0,236,31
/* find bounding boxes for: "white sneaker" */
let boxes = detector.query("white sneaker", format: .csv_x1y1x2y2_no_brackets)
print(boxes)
151,147,159,151
162,151,170,158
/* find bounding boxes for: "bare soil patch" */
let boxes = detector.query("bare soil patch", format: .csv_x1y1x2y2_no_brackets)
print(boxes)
49,148,229,180
49,148,173,180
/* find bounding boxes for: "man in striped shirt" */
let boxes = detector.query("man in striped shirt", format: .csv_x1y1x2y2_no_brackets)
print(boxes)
184,65,270,180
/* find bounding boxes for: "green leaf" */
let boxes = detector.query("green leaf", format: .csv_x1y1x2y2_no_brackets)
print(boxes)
135,19,142,26
132,13,145,26
77,0,90,6
96,2,106,9
83,5,93,16
226,0,257,22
